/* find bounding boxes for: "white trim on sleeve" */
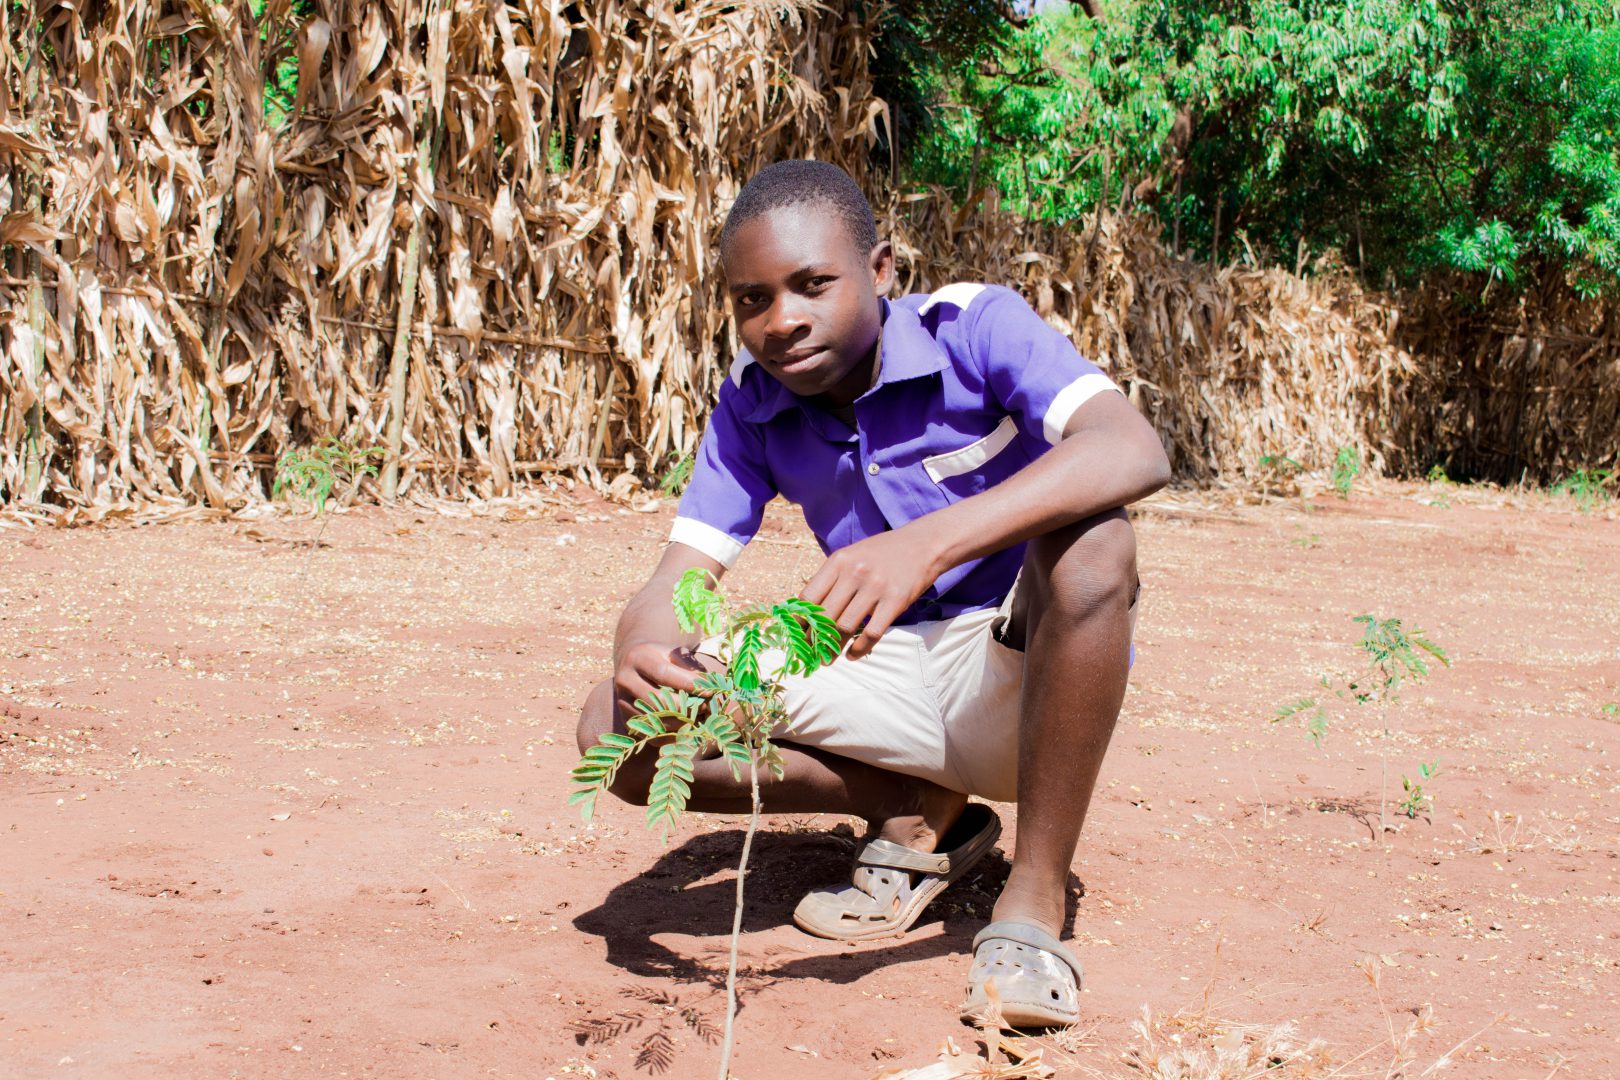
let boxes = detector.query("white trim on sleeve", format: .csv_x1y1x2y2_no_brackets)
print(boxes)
669,516,747,568
729,349,756,388
918,282,987,316
1042,372,1122,445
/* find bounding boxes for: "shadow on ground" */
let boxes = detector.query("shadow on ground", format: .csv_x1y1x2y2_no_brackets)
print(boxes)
573,821,1082,990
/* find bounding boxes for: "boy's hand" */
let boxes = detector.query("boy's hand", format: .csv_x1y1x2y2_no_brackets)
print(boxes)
801,526,941,660
615,641,704,703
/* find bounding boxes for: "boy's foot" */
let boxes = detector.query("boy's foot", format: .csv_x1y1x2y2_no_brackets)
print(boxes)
867,780,969,853
960,918,1083,1029
793,801,1000,941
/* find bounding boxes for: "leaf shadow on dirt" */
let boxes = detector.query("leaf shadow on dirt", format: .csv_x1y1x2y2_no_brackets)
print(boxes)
573,820,1083,990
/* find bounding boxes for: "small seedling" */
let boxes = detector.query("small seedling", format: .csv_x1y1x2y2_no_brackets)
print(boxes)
571,568,840,1079
1331,445,1361,498
1257,454,1303,499
1290,532,1322,550
1425,464,1451,485
1399,761,1439,819
1550,468,1614,512
657,451,695,497
272,437,386,576
1601,703,1618,716
1274,615,1450,833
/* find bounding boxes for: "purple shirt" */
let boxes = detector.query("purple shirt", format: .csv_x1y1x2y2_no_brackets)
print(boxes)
672,283,1121,625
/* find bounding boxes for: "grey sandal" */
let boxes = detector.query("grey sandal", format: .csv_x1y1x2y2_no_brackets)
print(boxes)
792,804,1001,941
960,919,1083,1028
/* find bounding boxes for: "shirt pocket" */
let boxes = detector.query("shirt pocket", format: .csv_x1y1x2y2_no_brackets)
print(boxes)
921,416,1029,498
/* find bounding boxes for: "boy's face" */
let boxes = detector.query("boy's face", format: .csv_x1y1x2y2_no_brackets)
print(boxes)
723,203,894,405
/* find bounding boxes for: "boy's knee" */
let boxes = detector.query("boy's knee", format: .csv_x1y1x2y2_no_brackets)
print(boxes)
1029,508,1137,622
575,680,653,806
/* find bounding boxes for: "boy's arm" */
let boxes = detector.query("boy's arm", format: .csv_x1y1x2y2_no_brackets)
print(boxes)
612,542,729,702
802,389,1169,658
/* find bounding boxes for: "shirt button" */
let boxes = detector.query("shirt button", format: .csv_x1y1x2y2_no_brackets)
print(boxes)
867,462,880,475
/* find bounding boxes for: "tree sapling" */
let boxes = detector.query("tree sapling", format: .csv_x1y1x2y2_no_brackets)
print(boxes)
1331,445,1361,498
1274,615,1450,831
571,568,840,1079
272,436,386,575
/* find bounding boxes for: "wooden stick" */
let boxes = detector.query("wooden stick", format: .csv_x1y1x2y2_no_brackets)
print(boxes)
21,38,46,501
589,365,618,464
382,123,436,501
381,219,422,501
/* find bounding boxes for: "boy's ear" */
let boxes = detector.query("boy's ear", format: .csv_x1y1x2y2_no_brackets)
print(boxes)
869,239,895,296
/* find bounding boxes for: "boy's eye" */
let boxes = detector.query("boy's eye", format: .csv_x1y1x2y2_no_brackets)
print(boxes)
804,276,833,291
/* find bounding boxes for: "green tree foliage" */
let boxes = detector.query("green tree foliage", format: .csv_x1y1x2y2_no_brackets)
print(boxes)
252,0,314,128
888,1,1620,294
893,6,1102,221
570,570,841,834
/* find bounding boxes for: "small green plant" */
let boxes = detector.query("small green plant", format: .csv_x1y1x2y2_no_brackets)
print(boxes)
1550,468,1614,512
656,451,696,498
272,437,386,572
272,436,385,514
1257,454,1304,499
571,568,840,1079
1425,465,1454,504
1290,531,1322,550
1274,615,1450,832
1398,761,1439,819
1601,702,1618,716
1331,445,1362,498
1259,454,1302,474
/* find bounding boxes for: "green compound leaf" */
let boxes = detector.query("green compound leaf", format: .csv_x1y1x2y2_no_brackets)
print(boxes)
1274,696,1318,721
760,739,785,781
770,598,842,673
646,737,700,836
673,567,726,636
693,670,734,695
733,624,764,692
702,714,740,744
569,787,599,821
627,715,666,739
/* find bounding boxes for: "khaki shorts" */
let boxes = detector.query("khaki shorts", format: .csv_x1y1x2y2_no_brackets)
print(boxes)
699,585,1138,804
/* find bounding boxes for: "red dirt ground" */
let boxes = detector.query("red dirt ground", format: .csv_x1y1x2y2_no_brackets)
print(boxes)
2,482,1616,1079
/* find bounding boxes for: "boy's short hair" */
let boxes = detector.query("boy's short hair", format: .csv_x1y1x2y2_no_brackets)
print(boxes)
721,160,878,259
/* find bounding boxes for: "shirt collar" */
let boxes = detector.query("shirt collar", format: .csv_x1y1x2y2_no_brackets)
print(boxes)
738,298,949,423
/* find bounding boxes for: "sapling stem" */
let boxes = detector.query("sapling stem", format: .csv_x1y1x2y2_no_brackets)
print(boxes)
572,572,840,1075
717,748,760,1080
302,508,333,584
1380,724,1390,835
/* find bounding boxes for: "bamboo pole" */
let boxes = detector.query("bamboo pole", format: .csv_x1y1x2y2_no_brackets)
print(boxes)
589,365,618,465
380,218,422,501
196,42,229,476
381,34,442,499
23,281,45,500
21,25,45,501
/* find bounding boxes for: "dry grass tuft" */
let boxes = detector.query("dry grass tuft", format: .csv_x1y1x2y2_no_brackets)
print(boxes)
1116,1005,1335,1079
